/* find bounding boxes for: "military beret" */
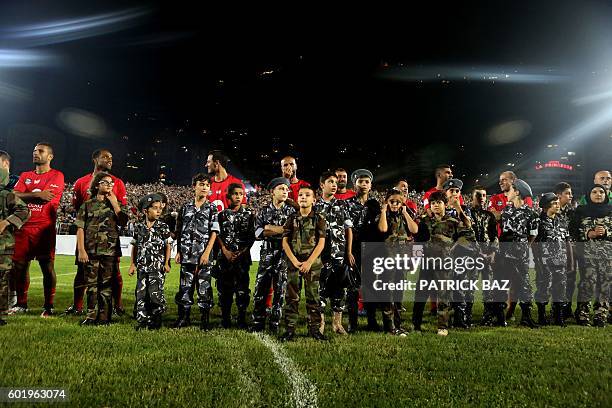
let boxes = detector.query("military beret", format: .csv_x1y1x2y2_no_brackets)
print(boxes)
442,178,463,190
138,193,163,212
539,192,558,209
514,179,533,198
267,177,290,191
351,169,374,186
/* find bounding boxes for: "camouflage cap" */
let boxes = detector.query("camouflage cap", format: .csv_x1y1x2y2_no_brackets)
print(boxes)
514,179,533,198
267,177,290,191
350,169,374,186
138,193,163,212
539,192,558,209
443,178,463,190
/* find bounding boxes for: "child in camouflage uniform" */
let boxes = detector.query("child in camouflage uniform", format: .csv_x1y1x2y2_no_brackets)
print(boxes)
75,172,128,326
129,193,172,330
0,168,30,326
280,185,327,341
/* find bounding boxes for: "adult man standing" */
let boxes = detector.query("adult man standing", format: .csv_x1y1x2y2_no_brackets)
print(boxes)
334,168,356,200
64,149,128,316
488,171,533,223
10,142,64,317
422,164,464,209
395,179,418,214
579,170,611,204
281,156,310,202
206,150,246,212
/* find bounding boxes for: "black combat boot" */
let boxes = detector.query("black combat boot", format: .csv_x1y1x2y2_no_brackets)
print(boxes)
149,314,162,330
347,303,359,334
309,328,329,341
0,318,7,326
465,302,474,328
552,303,566,327
519,303,539,329
494,303,507,327
382,314,395,334
480,303,495,326
412,302,425,332
173,306,190,329
279,328,296,342
221,307,231,329
200,309,210,331
236,310,248,330
536,302,549,326
452,304,468,329
365,305,381,331
563,302,573,321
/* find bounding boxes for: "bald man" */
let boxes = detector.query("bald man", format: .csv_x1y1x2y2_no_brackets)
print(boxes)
281,156,310,201
579,170,612,205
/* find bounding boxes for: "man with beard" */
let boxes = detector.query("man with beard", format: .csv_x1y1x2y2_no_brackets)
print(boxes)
9,142,64,317
281,156,310,202
64,149,128,316
422,164,464,210
579,170,611,204
206,150,246,212
334,168,356,200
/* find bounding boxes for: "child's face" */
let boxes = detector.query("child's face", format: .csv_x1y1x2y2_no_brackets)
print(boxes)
472,189,487,207
320,176,338,196
146,202,162,220
229,188,244,207
446,187,461,201
430,200,446,216
547,199,560,215
507,185,519,201
272,184,289,202
298,189,315,208
98,176,114,195
387,194,403,212
557,188,572,206
194,180,210,197
355,177,372,195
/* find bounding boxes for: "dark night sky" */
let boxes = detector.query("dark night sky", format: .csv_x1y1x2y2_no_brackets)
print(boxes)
0,1,611,189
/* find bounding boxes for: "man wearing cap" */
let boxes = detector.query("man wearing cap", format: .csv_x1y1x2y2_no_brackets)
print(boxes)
250,177,296,333
281,156,310,202
495,179,539,328
334,168,357,200
533,193,569,326
345,169,381,332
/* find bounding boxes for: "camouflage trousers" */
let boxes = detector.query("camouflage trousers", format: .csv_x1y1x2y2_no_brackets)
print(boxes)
174,262,213,311
320,259,347,312
493,256,532,304
534,260,567,304
346,248,362,319
577,257,611,322
284,266,322,332
451,262,489,306
216,257,250,313
0,255,13,315
135,268,166,324
252,248,287,327
84,255,114,322
413,268,452,329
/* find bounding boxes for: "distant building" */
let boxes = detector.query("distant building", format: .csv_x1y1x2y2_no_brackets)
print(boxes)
523,145,583,196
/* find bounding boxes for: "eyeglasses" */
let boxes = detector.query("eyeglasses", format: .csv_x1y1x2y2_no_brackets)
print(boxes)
99,180,114,186
389,199,403,205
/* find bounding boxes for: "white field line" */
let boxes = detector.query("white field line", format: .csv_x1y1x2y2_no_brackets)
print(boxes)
29,272,74,280
253,332,319,408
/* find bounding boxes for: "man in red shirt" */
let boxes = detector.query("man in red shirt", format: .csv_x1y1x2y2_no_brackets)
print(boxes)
281,156,310,201
488,171,534,227
334,168,356,200
10,142,64,317
422,164,464,210
395,179,418,214
63,149,128,316
206,150,246,212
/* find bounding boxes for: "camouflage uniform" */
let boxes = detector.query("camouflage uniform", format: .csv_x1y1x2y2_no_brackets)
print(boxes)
282,210,327,333
413,214,474,330
216,206,255,322
131,220,171,325
558,205,577,310
570,210,612,324
75,198,128,322
175,201,219,312
0,168,30,318
314,197,353,312
533,214,568,303
252,202,295,330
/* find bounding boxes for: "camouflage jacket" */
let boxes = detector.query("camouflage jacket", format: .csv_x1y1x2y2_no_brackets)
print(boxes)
283,209,327,267
570,211,612,259
469,206,499,254
0,191,30,256
176,200,219,264
255,201,296,249
218,206,255,260
345,196,382,243
557,205,575,243
416,214,475,257
534,214,568,266
314,197,353,262
376,210,414,244
499,203,539,260
131,220,171,273
75,198,128,256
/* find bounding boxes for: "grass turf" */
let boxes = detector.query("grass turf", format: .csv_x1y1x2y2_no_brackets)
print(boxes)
0,255,610,407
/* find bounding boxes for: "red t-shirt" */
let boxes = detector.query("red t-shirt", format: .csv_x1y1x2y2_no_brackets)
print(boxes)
335,190,357,200
72,173,128,212
405,199,418,213
209,174,246,212
488,192,533,212
289,179,311,202
14,169,65,228
422,186,464,209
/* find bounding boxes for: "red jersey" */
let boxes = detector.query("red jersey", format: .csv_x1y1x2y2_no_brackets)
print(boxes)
72,173,128,212
422,186,464,209
488,192,533,212
335,190,357,200
14,168,65,228
289,179,311,201
405,199,418,213
209,174,246,212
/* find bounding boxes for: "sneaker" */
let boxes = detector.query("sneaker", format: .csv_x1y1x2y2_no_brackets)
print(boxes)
8,305,28,315
61,305,83,316
40,308,55,318
437,329,449,337
391,328,407,337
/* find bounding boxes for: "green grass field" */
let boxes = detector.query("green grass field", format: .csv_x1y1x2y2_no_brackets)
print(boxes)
0,255,610,407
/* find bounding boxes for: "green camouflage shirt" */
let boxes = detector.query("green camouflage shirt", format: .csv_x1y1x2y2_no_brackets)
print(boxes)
75,198,128,256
